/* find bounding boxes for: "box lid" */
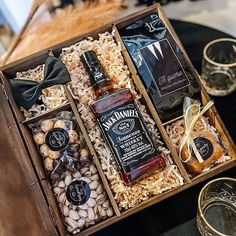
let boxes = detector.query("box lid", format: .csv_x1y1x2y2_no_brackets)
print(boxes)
0,85,58,235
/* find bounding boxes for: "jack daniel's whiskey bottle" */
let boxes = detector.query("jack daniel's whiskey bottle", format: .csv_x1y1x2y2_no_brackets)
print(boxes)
81,51,166,185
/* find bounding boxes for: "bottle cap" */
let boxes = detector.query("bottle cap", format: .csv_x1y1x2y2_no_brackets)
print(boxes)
81,50,98,67
81,50,108,88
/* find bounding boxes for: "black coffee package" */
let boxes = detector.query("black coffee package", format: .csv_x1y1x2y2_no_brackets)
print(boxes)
120,13,200,122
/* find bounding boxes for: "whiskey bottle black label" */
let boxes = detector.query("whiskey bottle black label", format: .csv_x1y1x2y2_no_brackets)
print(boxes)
97,101,157,168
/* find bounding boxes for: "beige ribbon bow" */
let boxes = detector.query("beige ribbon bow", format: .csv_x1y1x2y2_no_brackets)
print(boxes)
179,100,214,163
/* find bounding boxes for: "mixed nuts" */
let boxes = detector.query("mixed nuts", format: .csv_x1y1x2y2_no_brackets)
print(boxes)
30,111,113,234
52,164,113,234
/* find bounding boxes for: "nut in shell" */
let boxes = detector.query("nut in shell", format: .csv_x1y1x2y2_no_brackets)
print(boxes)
91,174,99,181
58,181,65,188
90,191,98,199
78,209,87,219
33,132,45,145
80,148,90,166
79,177,91,184
53,187,62,195
94,205,99,215
67,226,73,233
100,208,106,218
77,219,85,228
65,199,70,207
44,157,53,171
96,194,105,204
65,217,78,230
80,148,89,157
94,214,99,220
58,192,66,204
73,172,81,179
90,165,97,174
40,144,49,157
85,217,91,224
48,150,60,159
69,210,80,220
88,207,95,221
84,170,91,177
62,206,69,217
102,200,109,209
41,119,54,133
80,167,89,175
54,120,67,129
96,184,103,194
87,198,96,208
97,205,102,214
89,181,99,190
78,204,88,211
106,207,113,217
64,174,72,186
68,130,79,143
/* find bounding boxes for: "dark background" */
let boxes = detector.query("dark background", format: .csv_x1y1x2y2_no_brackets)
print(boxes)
93,20,236,236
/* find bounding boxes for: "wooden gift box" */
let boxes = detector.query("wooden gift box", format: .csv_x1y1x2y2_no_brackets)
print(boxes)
0,5,235,236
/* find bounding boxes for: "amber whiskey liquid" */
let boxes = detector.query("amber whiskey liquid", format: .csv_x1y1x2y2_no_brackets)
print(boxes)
81,50,166,185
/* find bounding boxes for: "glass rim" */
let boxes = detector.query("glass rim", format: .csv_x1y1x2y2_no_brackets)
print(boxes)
198,177,236,236
203,38,236,67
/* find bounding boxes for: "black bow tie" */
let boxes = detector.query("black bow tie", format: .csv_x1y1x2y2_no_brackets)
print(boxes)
10,55,71,110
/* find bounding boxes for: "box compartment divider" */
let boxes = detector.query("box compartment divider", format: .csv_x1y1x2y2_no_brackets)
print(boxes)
0,5,235,235
64,86,121,217
113,25,191,183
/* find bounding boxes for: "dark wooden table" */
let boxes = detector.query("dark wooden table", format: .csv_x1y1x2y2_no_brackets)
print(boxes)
93,20,236,236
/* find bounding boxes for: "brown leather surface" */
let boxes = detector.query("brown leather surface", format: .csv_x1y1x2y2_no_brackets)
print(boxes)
0,86,57,236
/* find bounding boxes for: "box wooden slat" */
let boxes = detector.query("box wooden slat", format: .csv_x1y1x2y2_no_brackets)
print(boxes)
0,5,235,236
64,87,121,217
0,85,58,236
113,25,191,183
